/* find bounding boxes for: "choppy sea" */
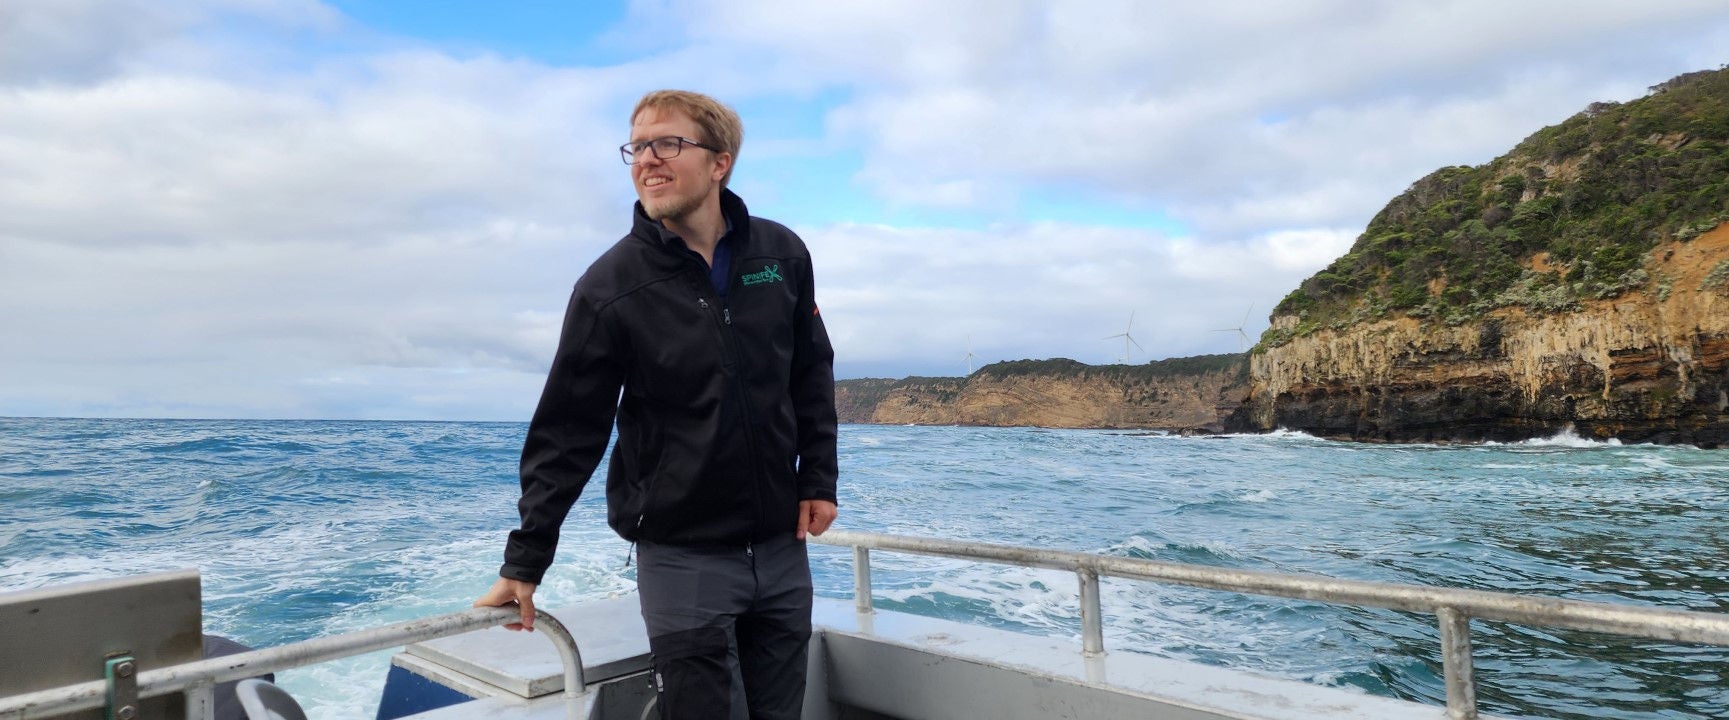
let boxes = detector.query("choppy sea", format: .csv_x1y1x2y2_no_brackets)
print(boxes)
3,417,1727,719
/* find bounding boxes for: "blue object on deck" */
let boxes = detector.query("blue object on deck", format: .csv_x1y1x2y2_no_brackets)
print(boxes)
375,664,476,720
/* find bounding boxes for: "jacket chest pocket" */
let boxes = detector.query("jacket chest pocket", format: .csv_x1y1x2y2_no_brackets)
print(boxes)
624,299,729,405
725,281,797,362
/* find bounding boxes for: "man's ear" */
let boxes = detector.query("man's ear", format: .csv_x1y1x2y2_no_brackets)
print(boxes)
711,152,733,182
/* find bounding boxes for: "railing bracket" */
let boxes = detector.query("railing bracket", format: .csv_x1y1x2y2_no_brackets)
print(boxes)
103,654,138,720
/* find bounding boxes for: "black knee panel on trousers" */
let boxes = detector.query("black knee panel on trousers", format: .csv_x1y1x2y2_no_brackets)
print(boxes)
649,626,731,719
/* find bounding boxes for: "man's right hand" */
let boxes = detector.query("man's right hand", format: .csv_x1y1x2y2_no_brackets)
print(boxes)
474,576,539,631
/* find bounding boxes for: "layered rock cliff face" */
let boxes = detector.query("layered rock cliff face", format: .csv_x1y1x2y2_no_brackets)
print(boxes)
1226,68,1729,446
1233,227,1729,445
837,356,1249,431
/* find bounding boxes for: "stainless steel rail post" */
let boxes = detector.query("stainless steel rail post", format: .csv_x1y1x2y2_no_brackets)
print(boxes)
853,546,875,615
1437,606,1477,720
184,679,215,720
1077,568,1104,657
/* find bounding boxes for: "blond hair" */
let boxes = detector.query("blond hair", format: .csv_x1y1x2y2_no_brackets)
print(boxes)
631,90,743,187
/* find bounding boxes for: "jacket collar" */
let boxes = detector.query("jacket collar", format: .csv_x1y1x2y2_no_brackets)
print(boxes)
633,188,750,249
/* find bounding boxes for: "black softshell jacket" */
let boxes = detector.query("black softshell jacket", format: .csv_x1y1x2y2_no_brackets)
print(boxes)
501,190,838,584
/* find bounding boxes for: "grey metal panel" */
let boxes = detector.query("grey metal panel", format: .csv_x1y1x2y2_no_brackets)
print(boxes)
826,634,1231,720
0,570,202,720
401,595,650,699
800,628,836,720
810,599,1508,720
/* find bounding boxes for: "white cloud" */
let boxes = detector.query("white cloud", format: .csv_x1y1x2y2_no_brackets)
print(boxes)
663,0,1729,238
804,222,1330,376
1,230,576,419
5,0,1729,418
0,55,628,248
0,3,652,419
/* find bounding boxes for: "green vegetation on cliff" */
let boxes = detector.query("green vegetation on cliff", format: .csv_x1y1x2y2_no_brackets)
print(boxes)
836,354,1246,398
834,354,1250,428
1267,67,1729,346
977,354,1245,382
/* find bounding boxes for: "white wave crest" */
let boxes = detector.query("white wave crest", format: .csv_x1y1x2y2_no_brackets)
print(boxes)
1489,425,1623,449
1265,427,1322,439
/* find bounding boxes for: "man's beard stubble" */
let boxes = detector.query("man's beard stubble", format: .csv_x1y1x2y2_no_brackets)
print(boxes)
643,192,704,224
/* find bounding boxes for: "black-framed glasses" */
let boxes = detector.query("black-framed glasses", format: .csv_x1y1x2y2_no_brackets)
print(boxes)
619,136,720,165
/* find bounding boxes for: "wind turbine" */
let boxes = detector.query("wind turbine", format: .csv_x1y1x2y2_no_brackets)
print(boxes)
965,335,979,375
1214,303,1254,352
1102,311,1144,364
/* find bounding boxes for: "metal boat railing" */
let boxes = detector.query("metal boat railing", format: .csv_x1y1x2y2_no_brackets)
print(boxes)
0,607,585,720
812,529,1729,720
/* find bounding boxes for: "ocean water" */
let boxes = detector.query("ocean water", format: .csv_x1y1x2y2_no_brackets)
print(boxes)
3,418,1727,719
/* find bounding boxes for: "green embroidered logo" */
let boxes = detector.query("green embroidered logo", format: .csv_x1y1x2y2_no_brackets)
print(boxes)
740,264,784,286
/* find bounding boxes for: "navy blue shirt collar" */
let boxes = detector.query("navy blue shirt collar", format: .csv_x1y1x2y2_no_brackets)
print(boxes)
708,217,735,303
652,215,736,302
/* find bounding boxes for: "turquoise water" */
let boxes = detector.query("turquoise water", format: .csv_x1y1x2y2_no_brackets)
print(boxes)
3,418,1726,718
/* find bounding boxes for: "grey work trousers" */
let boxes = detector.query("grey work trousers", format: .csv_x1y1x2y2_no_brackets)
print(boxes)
636,533,813,720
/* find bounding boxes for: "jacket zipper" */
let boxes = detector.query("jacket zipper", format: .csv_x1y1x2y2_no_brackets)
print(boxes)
636,264,721,543
720,293,771,541
635,285,729,548
665,239,774,544
694,268,770,540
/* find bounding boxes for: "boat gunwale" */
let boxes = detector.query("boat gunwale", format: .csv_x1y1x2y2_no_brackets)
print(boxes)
812,528,1729,720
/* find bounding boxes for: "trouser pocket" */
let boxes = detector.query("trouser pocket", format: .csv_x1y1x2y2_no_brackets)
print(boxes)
649,626,731,720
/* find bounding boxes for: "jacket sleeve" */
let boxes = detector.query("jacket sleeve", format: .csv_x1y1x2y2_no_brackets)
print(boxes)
790,248,839,504
500,286,626,584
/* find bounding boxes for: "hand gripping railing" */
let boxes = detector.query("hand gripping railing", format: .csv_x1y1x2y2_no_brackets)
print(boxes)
0,607,585,720
811,529,1729,720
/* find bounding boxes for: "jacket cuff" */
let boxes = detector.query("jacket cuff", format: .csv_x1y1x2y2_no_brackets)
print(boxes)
499,563,547,585
798,485,838,505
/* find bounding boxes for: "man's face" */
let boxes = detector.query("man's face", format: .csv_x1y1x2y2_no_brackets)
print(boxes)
630,106,729,223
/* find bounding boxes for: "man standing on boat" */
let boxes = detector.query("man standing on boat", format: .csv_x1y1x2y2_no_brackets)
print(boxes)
475,90,839,720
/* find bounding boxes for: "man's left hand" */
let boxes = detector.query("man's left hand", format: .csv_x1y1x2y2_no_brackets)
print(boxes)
797,499,837,539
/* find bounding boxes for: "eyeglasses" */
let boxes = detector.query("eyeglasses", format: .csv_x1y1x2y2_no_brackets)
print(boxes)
619,136,720,165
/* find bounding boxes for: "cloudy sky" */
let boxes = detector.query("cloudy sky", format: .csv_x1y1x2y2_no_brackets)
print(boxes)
4,1,1727,420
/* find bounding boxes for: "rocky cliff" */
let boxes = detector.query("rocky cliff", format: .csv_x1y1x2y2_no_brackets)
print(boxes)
837,356,1249,431
1231,68,1729,446
1235,227,1729,445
